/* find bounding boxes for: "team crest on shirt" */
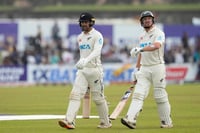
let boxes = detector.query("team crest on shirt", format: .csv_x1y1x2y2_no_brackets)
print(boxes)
149,34,153,38
87,37,92,40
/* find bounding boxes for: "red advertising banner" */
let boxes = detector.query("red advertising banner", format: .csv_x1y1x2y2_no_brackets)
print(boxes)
166,67,188,80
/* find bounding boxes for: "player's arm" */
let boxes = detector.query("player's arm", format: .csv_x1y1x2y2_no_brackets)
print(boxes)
131,32,165,56
130,54,141,85
142,32,164,52
136,54,141,69
76,34,103,69
85,36,103,62
142,42,161,52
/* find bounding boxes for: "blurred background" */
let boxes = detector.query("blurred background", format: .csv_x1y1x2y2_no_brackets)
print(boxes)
0,0,199,85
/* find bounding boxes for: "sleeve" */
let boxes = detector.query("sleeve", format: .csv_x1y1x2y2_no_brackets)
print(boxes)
155,31,165,45
85,32,104,62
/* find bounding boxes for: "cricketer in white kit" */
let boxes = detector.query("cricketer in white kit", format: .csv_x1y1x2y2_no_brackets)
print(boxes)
121,11,173,129
58,12,111,129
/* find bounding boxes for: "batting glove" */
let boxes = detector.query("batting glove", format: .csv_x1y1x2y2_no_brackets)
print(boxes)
131,68,139,82
130,47,143,58
75,58,88,69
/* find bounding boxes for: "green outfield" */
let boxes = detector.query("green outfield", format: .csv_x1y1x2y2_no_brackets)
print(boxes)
0,83,200,133
1,3,200,12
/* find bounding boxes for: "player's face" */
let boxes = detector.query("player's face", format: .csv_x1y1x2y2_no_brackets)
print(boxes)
142,16,153,29
80,21,91,32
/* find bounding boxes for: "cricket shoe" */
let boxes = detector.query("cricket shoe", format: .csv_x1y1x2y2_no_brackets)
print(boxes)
58,119,75,129
160,121,173,128
121,117,136,129
97,121,112,128
160,124,173,128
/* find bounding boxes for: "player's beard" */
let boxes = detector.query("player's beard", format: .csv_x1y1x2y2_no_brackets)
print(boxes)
144,25,151,30
81,26,87,31
143,23,153,30
81,26,92,33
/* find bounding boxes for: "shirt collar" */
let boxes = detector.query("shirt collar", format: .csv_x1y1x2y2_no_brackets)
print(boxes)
146,25,155,33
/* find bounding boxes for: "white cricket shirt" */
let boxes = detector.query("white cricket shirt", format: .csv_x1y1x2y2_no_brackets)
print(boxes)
77,28,104,67
139,26,165,66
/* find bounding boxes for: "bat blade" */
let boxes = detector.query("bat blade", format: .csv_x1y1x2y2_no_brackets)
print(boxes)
109,99,128,120
109,86,134,120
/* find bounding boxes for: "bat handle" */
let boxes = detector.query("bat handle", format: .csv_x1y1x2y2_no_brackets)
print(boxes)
132,81,137,85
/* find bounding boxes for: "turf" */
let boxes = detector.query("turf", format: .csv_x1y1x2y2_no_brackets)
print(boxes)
0,83,200,133
33,4,200,12
1,4,200,12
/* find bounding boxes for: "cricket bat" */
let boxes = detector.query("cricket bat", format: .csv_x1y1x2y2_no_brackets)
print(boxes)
113,63,132,77
82,87,90,119
109,86,134,120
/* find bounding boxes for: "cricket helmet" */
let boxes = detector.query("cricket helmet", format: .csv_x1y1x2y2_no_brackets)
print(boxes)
79,12,95,27
140,11,154,25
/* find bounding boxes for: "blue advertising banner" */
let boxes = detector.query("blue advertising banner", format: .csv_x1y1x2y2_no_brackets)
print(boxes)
27,64,133,84
164,25,200,37
0,23,18,48
27,64,196,84
68,24,113,41
0,66,27,82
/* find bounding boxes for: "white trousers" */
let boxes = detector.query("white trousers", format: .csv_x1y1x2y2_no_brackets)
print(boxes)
65,67,110,125
127,64,172,125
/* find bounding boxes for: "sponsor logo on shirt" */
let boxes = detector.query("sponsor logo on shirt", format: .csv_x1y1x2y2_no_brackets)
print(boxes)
79,44,91,49
140,42,151,48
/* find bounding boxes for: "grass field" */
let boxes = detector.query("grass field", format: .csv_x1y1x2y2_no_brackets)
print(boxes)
33,4,200,12
0,83,200,133
1,4,200,12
